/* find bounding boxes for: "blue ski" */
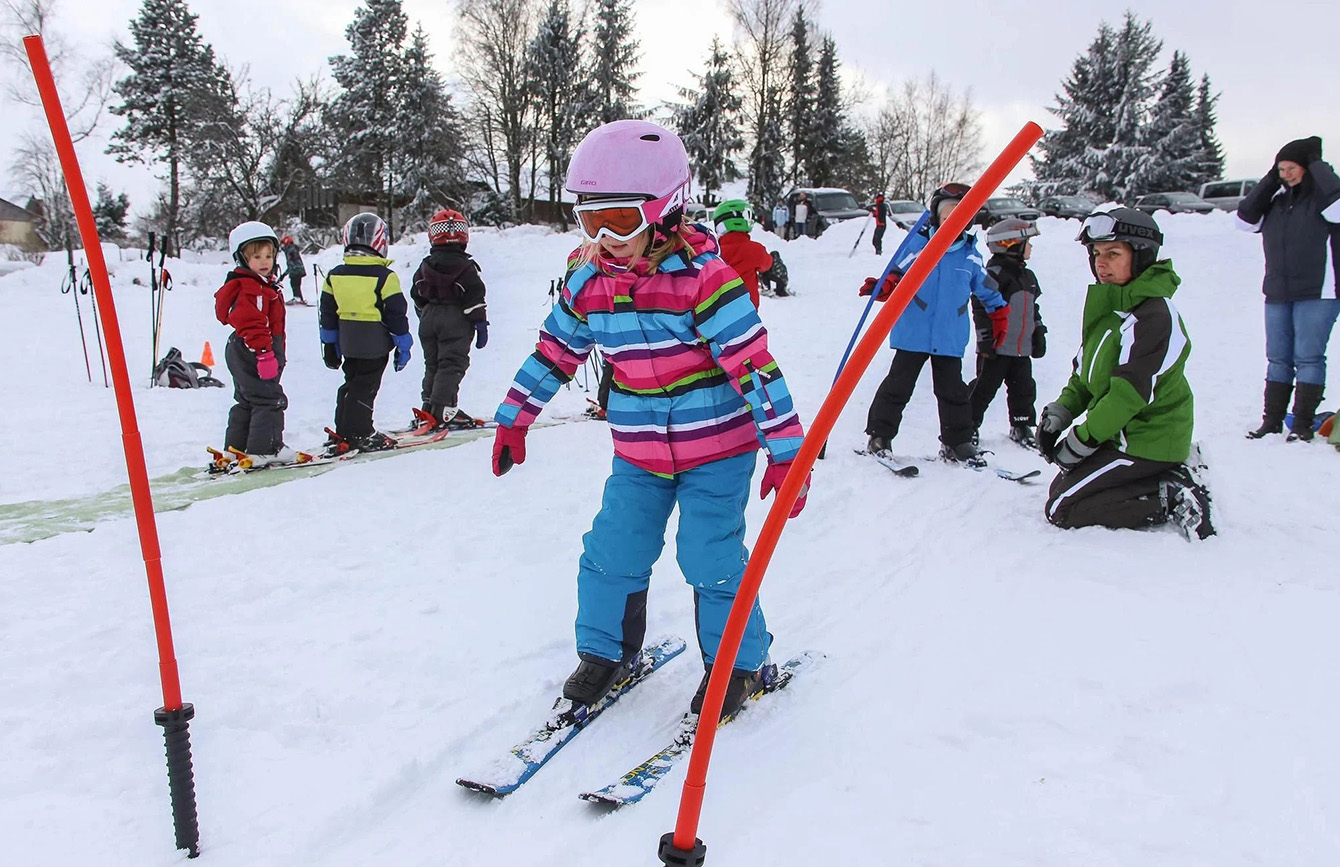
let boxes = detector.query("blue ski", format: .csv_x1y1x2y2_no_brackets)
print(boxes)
456,635,687,797
578,651,823,807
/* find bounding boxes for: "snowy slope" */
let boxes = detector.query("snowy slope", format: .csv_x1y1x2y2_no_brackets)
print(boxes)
2,213,1338,866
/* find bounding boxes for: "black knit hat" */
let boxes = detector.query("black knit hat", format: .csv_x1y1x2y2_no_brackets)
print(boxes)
1276,136,1322,167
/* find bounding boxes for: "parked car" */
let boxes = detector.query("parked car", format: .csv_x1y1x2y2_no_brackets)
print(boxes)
884,199,925,229
1036,195,1097,220
1132,191,1216,215
684,201,710,223
785,187,867,236
1198,178,1258,211
978,196,1041,226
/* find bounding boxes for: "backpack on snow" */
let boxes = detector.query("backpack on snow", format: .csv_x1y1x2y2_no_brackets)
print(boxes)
153,346,225,389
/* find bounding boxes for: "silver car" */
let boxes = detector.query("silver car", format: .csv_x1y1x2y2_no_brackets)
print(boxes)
1198,178,1258,211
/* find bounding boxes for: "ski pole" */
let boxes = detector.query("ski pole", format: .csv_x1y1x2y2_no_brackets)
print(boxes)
147,231,157,386
82,262,109,387
62,240,92,382
848,214,870,258
152,244,169,381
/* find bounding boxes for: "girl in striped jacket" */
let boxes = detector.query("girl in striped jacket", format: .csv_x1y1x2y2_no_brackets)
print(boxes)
491,120,810,720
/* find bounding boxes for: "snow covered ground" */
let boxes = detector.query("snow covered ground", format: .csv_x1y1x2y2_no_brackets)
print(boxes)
2,211,1338,865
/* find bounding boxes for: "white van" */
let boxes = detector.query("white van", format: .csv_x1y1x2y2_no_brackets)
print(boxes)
1198,178,1257,211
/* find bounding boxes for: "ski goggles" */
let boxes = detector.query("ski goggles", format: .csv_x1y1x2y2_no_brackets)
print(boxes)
1076,212,1163,246
573,186,688,243
989,223,1041,246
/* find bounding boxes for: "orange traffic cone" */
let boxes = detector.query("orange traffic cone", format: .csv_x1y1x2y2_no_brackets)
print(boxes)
200,341,215,367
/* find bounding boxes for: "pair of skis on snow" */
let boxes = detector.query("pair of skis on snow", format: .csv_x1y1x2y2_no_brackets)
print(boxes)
854,447,1042,483
206,407,496,476
455,636,821,807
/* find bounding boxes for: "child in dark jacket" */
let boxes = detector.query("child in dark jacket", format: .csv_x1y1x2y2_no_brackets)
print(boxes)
410,209,489,429
969,218,1046,449
214,222,289,462
319,212,413,452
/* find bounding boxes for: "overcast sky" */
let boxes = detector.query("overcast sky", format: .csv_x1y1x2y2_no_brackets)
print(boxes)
3,0,1336,213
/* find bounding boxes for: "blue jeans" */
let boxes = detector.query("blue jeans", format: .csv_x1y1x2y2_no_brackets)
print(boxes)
1265,299,1340,386
575,452,772,671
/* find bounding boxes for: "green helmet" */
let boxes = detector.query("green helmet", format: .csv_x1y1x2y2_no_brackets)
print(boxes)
712,199,754,234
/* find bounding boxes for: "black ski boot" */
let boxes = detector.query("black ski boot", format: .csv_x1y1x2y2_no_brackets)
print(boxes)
438,407,481,430
939,440,986,467
1162,468,1216,540
562,656,631,707
1287,383,1324,442
690,663,769,722
356,431,396,452
1009,423,1038,450
867,435,893,458
1246,380,1292,439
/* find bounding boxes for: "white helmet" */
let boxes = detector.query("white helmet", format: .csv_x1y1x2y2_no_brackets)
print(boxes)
229,221,279,268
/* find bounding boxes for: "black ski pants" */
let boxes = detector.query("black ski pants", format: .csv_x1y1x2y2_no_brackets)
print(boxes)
872,223,887,255
866,350,974,447
335,353,390,439
969,353,1037,429
1045,446,1179,530
224,333,287,455
597,359,614,410
418,304,474,410
287,271,305,302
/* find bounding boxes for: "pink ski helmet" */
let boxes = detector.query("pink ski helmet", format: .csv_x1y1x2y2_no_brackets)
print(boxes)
565,120,692,237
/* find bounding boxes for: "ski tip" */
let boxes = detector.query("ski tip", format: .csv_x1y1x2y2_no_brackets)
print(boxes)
578,791,627,808
456,778,507,797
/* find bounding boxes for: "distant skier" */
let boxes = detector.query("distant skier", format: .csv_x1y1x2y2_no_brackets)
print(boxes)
491,120,810,722
213,221,291,464
861,182,1010,465
870,193,889,255
969,218,1047,449
409,208,489,429
1038,207,1214,540
319,212,413,453
279,235,307,304
712,199,772,307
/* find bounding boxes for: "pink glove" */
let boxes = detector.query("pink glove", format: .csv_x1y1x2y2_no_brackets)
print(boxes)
492,425,528,476
759,459,810,518
255,350,279,380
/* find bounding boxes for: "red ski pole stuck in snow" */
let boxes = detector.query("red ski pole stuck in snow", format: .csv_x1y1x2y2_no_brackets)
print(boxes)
24,34,201,859
657,120,1045,867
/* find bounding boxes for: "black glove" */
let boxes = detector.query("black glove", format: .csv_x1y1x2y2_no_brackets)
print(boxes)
976,325,996,358
1037,401,1073,460
1031,324,1047,359
322,342,341,370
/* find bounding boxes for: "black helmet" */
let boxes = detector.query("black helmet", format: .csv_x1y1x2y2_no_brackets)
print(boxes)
342,212,389,257
928,182,971,228
1076,207,1163,278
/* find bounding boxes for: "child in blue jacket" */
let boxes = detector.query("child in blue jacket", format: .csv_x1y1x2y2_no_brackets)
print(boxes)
861,183,1009,462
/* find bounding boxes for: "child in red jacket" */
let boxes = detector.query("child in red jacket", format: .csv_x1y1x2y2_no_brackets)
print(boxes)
712,199,773,307
213,222,290,461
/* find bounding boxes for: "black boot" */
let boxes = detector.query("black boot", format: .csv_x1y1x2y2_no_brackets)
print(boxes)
562,656,630,707
1288,382,1325,442
1246,380,1292,439
690,664,767,722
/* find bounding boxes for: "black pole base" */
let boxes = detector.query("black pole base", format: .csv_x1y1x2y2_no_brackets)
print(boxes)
658,832,707,867
154,703,201,858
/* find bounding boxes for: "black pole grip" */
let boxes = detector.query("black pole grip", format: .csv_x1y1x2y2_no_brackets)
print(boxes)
154,704,200,858
658,832,707,867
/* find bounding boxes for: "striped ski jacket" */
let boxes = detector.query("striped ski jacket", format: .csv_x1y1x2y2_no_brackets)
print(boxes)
495,227,805,476
1056,261,1194,463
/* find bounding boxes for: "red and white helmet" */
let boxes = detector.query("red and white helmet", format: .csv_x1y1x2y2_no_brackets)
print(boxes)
565,120,691,238
428,209,469,245
342,212,389,257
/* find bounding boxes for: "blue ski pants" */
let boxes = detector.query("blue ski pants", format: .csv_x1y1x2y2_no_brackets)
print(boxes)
576,452,772,672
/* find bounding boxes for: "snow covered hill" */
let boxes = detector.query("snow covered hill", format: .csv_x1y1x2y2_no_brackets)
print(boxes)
2,213,1337,866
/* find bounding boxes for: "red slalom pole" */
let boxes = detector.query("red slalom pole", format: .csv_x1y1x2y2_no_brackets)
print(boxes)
24,35,200,858
658,122,1045,866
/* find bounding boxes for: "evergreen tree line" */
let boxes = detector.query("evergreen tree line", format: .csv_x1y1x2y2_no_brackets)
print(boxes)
1029,11,1225,202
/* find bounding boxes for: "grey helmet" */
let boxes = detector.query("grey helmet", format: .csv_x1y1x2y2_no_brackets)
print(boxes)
342,212,389,257
1075,207,1163,277
986,218,1040,256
